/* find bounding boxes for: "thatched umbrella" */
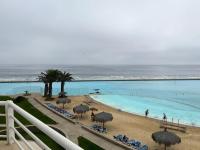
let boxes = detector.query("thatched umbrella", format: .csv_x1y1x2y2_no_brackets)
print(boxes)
73,104,89,118
94,112,113,128
152,129,181,150
56,98,71,109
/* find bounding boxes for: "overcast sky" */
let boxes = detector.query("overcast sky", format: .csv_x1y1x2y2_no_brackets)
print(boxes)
0,0,200,65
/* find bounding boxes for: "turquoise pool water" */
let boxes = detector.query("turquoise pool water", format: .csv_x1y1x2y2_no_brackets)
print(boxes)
0,80,200,126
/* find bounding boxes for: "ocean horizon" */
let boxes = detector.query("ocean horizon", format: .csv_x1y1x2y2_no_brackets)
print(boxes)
1,64,200,81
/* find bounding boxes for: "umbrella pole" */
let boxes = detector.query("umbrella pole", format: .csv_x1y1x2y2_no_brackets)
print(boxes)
165,144,166,150
103,122,104,129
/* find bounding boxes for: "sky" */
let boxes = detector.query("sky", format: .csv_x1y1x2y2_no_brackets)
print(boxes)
0,0,200,65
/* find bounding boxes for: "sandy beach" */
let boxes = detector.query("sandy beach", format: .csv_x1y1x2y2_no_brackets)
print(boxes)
34,94,200,150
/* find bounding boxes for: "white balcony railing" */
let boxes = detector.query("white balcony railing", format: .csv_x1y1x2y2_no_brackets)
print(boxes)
0,100,83,150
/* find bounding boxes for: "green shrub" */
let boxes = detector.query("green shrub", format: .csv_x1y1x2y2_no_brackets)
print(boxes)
13,96,26,103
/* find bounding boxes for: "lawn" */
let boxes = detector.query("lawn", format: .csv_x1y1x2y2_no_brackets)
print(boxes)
78,136,104,150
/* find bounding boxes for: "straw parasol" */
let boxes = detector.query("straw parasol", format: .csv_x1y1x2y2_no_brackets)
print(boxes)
56,98,71,109
94,112,113,128
152,128,181,150
73,104,89,118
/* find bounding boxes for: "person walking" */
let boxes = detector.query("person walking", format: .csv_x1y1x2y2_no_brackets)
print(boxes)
163,113,167,122
145,109,149,117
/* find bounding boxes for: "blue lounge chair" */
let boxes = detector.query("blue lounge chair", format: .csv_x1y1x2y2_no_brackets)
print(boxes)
113,134,124,141
127,139,135,146
122,136,129,144
132,140,141,148
113,134,148,150
138,145,148,150
45,103,74,118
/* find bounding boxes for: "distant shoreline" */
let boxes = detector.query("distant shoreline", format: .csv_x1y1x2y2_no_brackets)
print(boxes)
1,77,200,83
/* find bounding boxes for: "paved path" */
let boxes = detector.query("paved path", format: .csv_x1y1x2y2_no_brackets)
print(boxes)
28,97,125,150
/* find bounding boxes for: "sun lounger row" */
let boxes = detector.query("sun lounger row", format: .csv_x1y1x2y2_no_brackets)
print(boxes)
46,103,74,118
113,134,148,150
91,124,107,133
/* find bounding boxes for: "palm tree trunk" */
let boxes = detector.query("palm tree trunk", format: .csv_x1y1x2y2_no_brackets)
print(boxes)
60,81,65,97
49,82,52,97
44,83,48,97
61,81,65,92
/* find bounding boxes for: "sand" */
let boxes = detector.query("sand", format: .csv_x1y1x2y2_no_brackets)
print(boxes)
34,94,200,150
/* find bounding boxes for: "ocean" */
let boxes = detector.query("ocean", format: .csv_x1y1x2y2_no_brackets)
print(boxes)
0,64,200,81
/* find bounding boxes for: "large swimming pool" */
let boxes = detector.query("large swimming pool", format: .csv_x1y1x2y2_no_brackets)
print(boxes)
0,80,200,126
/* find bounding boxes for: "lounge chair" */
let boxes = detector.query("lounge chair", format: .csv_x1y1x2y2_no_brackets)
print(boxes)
138,145,148,150
132,140,141,149
113,134,124,142
46,103,74,119
113,134,148,150
126,139,135,146
122,136,129,144
91,124,107,133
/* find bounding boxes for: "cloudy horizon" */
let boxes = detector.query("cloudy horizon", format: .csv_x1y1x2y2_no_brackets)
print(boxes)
0,0,200,65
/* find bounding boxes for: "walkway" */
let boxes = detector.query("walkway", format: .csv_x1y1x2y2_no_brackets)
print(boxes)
28,97,125,150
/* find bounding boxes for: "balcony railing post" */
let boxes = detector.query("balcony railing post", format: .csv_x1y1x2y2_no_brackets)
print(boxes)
6,100,15,144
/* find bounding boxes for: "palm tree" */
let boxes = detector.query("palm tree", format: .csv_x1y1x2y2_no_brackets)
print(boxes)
38,72,49,97
58,71,73,98
46,69,60,98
